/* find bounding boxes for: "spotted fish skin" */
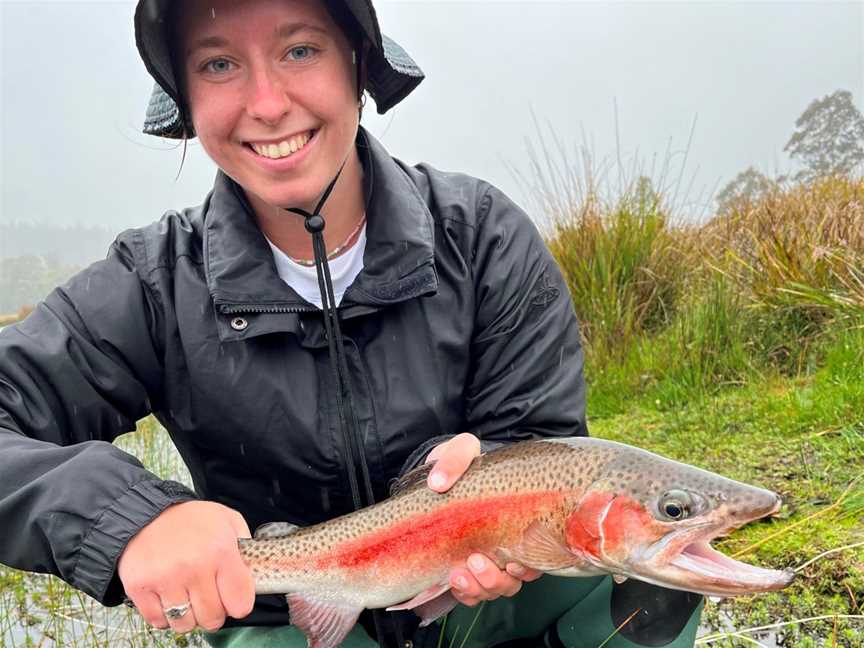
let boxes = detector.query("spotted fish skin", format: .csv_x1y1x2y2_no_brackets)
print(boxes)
238,437,794,648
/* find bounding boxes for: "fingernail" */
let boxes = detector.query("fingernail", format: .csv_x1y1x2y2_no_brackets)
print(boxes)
508,563,525,577
429,471,447,490
455,576,469,590
468,555,485,571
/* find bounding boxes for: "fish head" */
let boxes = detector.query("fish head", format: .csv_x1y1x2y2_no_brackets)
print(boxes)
557,440,795,597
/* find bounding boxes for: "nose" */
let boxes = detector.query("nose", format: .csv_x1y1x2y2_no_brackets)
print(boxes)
246,65,291,126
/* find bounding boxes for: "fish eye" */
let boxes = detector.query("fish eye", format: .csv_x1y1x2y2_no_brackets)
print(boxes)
663,501,686,519
658,489,693,521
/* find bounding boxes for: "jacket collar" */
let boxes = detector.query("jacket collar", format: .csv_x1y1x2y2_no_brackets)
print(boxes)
203,127,437,317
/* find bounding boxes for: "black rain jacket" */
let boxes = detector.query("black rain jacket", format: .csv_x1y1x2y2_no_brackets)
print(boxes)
0,128,587,626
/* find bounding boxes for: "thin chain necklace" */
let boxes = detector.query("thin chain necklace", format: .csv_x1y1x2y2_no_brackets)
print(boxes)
286,213,366,267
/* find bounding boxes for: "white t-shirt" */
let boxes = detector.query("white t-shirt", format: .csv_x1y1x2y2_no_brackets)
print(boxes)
265,225,366,309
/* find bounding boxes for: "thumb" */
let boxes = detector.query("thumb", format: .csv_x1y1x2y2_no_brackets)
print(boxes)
225,507,252,539
427,433,481,493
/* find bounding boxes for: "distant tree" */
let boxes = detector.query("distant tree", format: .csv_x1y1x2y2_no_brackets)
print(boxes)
784,89,864,182
0,255,78,313
628,175,663,216
716,167,777,215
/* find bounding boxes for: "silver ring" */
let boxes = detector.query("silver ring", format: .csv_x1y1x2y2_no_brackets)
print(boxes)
163,602,191,621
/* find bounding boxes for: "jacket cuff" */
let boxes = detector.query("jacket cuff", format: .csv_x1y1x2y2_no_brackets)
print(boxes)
72,478,197,605
399,434,505,476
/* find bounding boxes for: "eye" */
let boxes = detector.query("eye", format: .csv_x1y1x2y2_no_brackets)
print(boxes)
658,489,694,521
286,45,316,61
202,58,234,74
663,500,686,519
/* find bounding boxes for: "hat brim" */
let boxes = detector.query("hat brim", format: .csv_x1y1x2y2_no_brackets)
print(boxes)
136,0,424,139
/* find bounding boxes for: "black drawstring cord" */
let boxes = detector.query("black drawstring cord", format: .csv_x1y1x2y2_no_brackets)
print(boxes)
286,170,395,646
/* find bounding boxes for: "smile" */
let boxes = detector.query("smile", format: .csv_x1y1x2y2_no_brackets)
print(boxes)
248,131,315,160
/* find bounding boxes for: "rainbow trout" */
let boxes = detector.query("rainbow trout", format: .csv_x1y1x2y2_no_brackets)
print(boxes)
240,437,794,648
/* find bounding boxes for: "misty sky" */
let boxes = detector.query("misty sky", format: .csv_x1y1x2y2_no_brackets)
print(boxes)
1,1,862,236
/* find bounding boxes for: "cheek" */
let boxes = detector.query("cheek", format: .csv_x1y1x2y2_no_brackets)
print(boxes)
187,86,237,142
564,492,660,560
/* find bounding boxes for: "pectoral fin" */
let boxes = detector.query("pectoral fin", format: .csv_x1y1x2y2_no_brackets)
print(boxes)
386,582,458,626
285,594,362,648
508,521,582,571
413,591,460,626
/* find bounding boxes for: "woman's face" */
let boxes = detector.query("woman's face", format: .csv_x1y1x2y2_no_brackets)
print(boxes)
178,0,360,211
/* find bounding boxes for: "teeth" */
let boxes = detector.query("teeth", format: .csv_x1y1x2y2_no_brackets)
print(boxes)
251,132,312,159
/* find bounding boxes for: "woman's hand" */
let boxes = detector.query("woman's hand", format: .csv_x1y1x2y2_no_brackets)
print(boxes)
425,433,543,607
118,501,256,634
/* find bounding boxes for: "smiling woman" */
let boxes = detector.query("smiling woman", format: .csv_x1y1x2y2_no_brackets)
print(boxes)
0,1,704,647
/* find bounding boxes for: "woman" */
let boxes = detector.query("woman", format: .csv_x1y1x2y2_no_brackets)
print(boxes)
0,0,702,646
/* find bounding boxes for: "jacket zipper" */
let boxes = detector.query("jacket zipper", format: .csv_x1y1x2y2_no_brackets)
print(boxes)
219,304,316,315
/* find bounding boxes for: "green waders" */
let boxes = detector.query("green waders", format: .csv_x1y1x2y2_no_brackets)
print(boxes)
205,576,703,648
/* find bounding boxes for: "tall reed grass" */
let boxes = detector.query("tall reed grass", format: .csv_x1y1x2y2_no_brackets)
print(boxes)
531,137,864,412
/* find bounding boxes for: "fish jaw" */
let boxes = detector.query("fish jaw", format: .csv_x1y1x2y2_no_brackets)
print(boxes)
564,488,795,597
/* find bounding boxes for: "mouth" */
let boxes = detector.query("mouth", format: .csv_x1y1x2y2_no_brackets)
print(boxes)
668,539,795,595
245,130,317,160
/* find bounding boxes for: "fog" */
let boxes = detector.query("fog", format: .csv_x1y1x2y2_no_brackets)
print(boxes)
1,1,862,233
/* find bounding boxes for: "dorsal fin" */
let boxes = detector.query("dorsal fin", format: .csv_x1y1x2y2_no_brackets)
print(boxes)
254,521,300,539
389,463,435,496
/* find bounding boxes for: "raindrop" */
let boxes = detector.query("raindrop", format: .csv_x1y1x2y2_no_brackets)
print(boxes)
272,479,282,495
239,443,246,456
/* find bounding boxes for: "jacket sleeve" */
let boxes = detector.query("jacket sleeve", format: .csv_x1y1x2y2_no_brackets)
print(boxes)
0,235,197,605
401,183,588,471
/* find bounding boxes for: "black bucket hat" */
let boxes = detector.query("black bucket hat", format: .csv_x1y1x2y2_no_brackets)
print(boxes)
135,0,425,139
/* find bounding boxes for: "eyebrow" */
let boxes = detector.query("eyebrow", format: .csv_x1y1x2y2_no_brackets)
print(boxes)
186,22,329,58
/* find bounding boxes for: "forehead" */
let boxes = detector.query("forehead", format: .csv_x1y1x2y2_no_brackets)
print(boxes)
178,0,337,43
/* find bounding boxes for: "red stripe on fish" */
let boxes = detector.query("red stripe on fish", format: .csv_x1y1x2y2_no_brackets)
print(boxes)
321,491,566,570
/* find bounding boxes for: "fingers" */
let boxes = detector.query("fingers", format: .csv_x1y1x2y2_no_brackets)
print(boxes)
227,509,252,539
158,586,197,634
506,562,543,582
426,433,482,493
118,501,255,634
449,553,526,607
189,575,226,632
129,589,169,630
216,548,257,620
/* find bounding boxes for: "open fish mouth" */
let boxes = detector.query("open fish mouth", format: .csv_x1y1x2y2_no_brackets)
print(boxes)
668,539,795,595
634,496,794,596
